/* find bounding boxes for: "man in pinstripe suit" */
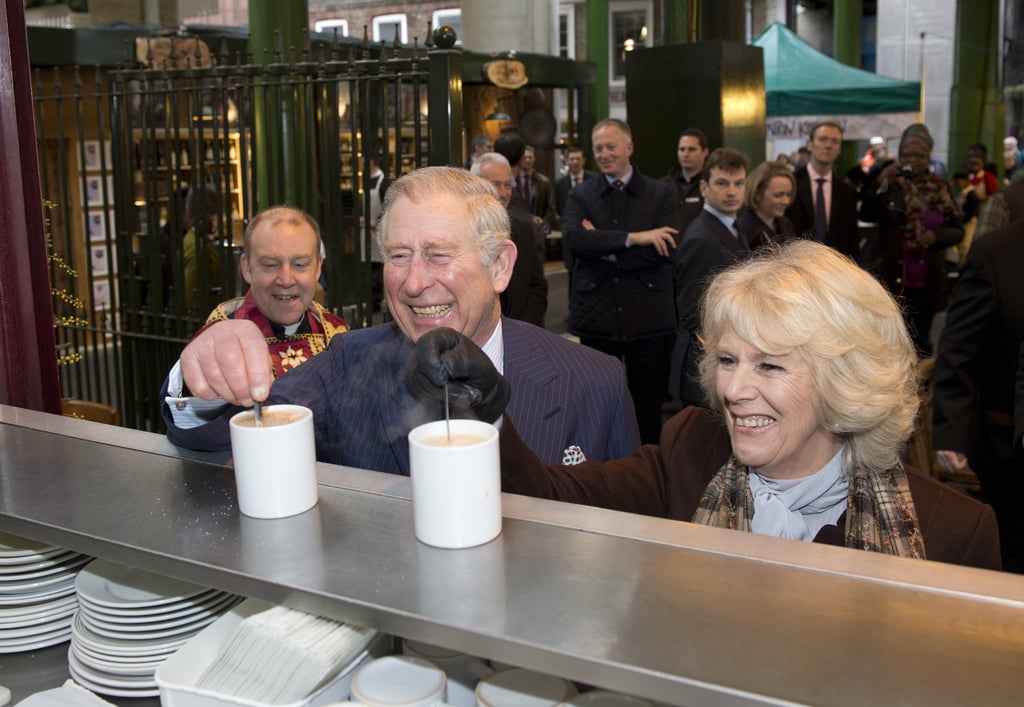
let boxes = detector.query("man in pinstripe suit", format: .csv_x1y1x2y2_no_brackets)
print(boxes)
163,167,639,475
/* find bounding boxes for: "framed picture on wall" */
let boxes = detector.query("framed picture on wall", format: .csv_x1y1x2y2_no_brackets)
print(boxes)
83,175,114,207
80,140,111,172
86,210,116,242
92,279,113,311
90,244,113,276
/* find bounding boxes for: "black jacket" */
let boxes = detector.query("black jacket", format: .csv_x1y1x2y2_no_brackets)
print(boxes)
562,166,678,341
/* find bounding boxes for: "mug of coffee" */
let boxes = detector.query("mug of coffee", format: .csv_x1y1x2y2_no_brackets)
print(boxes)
350,655,447,707
402,639,493,707
229,404,318,518
475,668,577,707
407,419,501,549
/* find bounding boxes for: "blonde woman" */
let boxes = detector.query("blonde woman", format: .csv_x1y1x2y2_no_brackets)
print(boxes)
735,161,797,250
409,240,1001,568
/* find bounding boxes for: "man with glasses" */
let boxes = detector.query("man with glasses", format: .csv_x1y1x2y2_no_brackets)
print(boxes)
472,152,547,326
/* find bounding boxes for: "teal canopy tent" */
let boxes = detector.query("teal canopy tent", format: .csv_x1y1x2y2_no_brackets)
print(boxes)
753,23,920,140
754,22,920,115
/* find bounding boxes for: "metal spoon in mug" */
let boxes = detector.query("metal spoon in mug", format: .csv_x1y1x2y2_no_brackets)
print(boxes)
253,400,263,427
444,383,451,442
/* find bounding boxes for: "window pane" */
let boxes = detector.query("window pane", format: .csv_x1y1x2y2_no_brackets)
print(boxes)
433,10,461,44
612,10,647,79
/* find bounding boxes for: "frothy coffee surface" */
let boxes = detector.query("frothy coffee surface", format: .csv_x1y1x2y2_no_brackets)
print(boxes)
420,433,487,447
235,409,306,428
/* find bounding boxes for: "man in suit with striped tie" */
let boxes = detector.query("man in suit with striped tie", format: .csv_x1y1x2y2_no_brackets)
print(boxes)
162,166,640,475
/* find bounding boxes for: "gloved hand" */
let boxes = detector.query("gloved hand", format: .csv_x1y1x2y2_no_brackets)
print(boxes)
405,327,511,423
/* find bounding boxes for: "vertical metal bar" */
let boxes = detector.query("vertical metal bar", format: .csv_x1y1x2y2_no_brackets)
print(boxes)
427,47,462,167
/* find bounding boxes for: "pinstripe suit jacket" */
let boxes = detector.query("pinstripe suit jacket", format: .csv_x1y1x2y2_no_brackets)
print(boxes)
163,318,640,475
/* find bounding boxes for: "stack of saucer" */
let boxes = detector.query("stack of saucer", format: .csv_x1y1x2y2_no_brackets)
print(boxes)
0,532,92,654
69,558,241,699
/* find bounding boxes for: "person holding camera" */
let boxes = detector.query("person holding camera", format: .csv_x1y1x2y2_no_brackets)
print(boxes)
859,123,964,355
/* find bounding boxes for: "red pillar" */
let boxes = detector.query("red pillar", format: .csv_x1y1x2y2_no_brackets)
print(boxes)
0,0,61,413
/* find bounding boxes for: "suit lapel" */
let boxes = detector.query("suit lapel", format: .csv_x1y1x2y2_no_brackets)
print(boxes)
502,320,559,427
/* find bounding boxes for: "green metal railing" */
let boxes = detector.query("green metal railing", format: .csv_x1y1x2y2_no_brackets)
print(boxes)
36,31,461,432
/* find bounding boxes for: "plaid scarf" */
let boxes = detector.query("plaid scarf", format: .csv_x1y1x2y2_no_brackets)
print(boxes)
692,457,926,558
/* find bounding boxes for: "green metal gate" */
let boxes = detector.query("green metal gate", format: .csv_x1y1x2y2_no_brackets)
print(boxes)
36,31,459,432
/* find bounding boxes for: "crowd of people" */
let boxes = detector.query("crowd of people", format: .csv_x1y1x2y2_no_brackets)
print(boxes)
161,118,1024,573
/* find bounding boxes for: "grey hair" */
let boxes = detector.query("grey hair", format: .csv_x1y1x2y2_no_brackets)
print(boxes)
377,166,511,266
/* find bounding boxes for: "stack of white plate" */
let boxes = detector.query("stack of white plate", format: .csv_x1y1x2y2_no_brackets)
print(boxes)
0,532,92,654
69,558,241,699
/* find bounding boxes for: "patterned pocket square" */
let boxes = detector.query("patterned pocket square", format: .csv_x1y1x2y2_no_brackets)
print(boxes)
561,445,586,465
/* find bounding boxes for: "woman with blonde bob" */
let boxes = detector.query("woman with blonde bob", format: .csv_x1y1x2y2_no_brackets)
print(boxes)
734,161,797,250
410,240,1001,568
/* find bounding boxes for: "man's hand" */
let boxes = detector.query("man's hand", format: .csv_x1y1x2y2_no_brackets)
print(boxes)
179,320,272,406
935,450,969,474
405,328,510,423
627,227,678,257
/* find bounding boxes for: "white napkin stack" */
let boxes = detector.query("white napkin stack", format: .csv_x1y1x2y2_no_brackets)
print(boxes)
194,605,370,703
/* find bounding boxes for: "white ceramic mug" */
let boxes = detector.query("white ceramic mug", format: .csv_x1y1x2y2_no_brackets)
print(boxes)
408,419,501,549
403,639,494,707
475,668,577,707
350,655,448,707
229,404,318,518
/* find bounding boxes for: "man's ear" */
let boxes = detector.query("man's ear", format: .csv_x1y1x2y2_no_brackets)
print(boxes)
491,239,517,294
239,253,253,286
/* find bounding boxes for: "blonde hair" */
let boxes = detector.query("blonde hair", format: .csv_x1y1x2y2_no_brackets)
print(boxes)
744,161,796,214
377,166,511,266
697,240,919,473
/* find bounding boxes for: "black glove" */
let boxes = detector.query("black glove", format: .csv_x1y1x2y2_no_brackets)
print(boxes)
405,327,511,423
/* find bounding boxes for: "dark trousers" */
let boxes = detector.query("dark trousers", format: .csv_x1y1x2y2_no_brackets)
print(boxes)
580,335,670,445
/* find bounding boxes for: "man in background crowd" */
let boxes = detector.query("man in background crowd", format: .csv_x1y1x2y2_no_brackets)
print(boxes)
562,118,678,444
785,120,858,257
671,148,750,408
462,134,493,170
662,127,710,236
472,152,548,327
519,145,558,234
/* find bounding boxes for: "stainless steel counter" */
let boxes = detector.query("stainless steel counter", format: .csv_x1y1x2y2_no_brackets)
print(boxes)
1,404,1023,706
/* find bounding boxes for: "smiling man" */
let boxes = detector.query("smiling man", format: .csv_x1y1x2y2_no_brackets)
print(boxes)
561,118,679,444
171,206,346,386
671,147,751,408
162,167,639,474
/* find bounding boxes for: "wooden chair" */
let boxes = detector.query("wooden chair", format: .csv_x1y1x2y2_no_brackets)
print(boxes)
904,357,982,494
61,399,122,426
